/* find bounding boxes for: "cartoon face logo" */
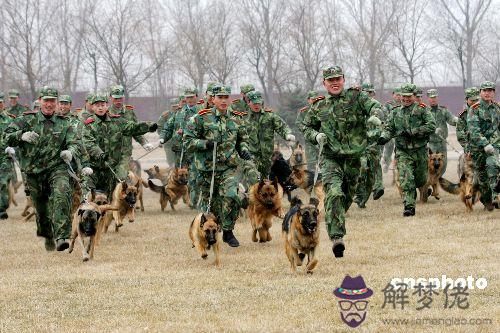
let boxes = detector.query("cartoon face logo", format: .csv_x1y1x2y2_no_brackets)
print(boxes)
334,275,373,328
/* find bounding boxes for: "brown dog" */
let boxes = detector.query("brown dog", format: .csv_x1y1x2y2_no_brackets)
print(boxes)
289,143,307,170
69,201,117,261
189,212,221,267
103,173,138,232
127,169,148,212
145,165,171,185
419,150,445,203
248,178,284,243
148,167,189,211
282,197,320,274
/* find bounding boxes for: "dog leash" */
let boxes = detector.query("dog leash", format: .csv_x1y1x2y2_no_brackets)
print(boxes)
206,142,217,213
310,141,324,199
135,144,160,161
435,133,463,155
178,145,185,169
105,162,123,183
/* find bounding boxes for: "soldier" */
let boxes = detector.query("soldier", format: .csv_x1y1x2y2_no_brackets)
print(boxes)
6,89,29,117
157,97,179,167
296,91,321,170
467,81,499,210
82,93,157,199
0,92,16,219
232,84,255,113
78,92,95,120
426,88,458,175
382,87,401,173
57,95,72,116
301,66,383,258
414,86,423,104
245,90,295,177
5,87,83,251
184,85,252,247
378,83,436,216
456,87,480,153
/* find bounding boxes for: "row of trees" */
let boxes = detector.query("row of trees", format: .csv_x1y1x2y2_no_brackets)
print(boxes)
0,0,498,109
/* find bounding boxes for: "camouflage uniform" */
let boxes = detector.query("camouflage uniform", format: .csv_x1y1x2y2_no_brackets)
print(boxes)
382,90,401,171
6,89,29,117
0,109,16,216
456,88,480,153
231,84,254,113
467,81,499,205
245,90,293,177
5,87,83,242
379,84,436,213
426,89,457,175
301,66,383,242
296,91,321,170
157,97,179,167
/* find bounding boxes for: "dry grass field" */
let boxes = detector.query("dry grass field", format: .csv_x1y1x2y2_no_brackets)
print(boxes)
0,135,498,333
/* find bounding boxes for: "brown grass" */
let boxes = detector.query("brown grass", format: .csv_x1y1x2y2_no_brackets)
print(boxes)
0,140,498,333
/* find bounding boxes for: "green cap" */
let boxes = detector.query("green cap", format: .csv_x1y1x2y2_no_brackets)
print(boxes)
400,83,416,96
213,85,231,96
415,86,423,97
91,93,108,104
206,81,218,96
240,84,255,94
427,89,438,98
323,66,344,79
58,95,72,103
183,87,198,97
393,87,401,94
307,91,319,99
39,87,59,100
0,91,4,102
361,83,375,92
246,90,263,104
465,87,480,100
109,85,125,98
85,92,95,102
8,89,20,98
480,81,495,90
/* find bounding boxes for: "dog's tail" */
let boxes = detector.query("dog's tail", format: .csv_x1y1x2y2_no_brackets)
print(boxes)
439,177,461,195
148,179,166,193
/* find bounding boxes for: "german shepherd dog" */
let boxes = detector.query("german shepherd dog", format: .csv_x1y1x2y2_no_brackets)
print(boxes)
440,153,480,212
289,168,325,211
68,201,117,261
144,165,171,185
127,168,148,212
282,197,320,274
269,149,296,202
189,212,221,267
103,172,139,232
148,167,189,211
419,150,445,203
248,178,284,243
289,143,307,170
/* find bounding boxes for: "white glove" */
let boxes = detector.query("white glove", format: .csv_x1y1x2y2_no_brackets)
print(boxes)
286,134,296,142
484,144,495,155
60,150,73,163
316,133,327,145
21,131,39,143
367,115,382,126
81,167,93,176
452,116,459,125
4,147,15,155
143,143,154,151
159,139,165,144
435,128,443,136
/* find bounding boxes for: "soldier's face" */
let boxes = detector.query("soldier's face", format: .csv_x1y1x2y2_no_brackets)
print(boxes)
41,98,57,116
323,77,344,95
185,96,197,107
111,97,123,108
401,95,415,106
466,98,475,106
58,102,71,115
480,89,495,102
93,102,108,115
394,94,402,102
428,97,438,106
9,97,18,106
213,95,229,111
249,102,262,112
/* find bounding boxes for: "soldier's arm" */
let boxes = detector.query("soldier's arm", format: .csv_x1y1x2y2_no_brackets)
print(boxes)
414,109,436,137
380,112,396,141
295,109,306,133
82,123,104,159
468,111,490,148
236,120,250,155
64,122,83,163
123,120,151,137
456,115,468,150
156,113,167,135
272,113,292,139
359,91,383,118
128,108,148,145
444,107,458,126
301,105,321,144
4,118,28,146
161,116,175,141
183,116,208,152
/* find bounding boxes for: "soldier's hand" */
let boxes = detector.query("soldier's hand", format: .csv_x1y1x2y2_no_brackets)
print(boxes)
205,140,215,150
148,123,158,132
484,144,496,155
240,150,252,161
367,115,382,126
159,139,165,145
60,150,73,163
4,147,15,156
435,127,443,136
316,133,327,145
21,131,39,143
81,167,93,176
143,143,154,151
176,129,183,135
286,134,296,142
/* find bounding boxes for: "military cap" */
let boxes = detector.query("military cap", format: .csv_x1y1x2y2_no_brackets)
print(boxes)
465,87,480,100
307,91,319,99
240,84,255,94
415,86,423,97
212,85,231,96
426,89,438,98
58,95,72,103
39,87,59,100
183,87,198,97
480,81,495,90
323,66,344,79
206,81,218,95
85,92,95,102
8,89,20,98
0,91,4,102
91,93,108,104
400,83,416,96
246,90,263,104
393,87,402,94
361,83,375,92
109,85,125,98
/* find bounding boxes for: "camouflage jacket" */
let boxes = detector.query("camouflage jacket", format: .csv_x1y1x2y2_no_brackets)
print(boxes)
245,107,291,158
6,104,29,117
108,104,147,155
5,111,82,174
381,102,436,150
467,99,500,151
184,107,250,172
383,100,400,122
161,104,200,152
82,113,151,169
301,88,383,158
456,106,471,153
232,98,250,113
0,112,15,167
427,105,456,143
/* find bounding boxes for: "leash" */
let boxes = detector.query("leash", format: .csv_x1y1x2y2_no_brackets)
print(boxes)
65,161,81,182
206,142,217,213
310,141,324,199
435,133,462,155
135,144,160,161
178,145,185,169
7,152,21,171
105,162,123,182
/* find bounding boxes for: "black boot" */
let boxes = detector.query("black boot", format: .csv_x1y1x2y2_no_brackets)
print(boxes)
56,239,70,251
331,237,345,258
222,230,240,247
0,210,8,220
373,188,384,200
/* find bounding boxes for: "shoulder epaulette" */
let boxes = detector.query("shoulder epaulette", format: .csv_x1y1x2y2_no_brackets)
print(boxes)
232,110,247,117
419,102,427,108
8,114,16,119
109,114,121,118
312,96,325,104
23,110,37,115
459,108,468,117
232,99,240,104
264,107,273,112
84,118,94,125
299,106,308,113
75,108,83,112
198,109,212,115
197,99,205,105
472,102,480,109
349,85,361,91
125,105,134,110
161,111,169,116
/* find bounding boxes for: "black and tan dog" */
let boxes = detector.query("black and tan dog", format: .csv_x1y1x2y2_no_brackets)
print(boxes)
145,165,171,185
148,167,189,211
103,173,139,232
282,197,320,274
289,143,307,170
127,169,148,212
289,168,325,211
269,149,296,202
248,178,284,243
419,150,446,202
69,201,117,261
189,212,221,267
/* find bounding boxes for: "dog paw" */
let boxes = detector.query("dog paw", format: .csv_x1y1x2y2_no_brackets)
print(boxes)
435,196,440,200
82,255,90,262
201,254,208,259
306,270,314,275
129,219,135,223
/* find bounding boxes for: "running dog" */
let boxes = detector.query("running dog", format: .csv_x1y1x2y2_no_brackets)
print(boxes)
103,173,138,232
419,150,446,203
148,167,189,211
189,212,221,267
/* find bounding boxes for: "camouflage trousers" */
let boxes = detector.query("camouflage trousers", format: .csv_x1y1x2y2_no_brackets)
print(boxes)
470,149,499,204
83,167,119,200
198,168,241,231
322,156,361,239
0,164,14,211
25,167,72,240
236,157,260,188
396,147,428,208
116,157,132,181
428,141,448,176
383,139,395,170
354,148,384,207
163,143,177,168
304,140,319,170
188,162,201,209
254,153,272,179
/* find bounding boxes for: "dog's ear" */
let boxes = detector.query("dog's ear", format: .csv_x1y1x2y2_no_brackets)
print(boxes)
272,177,279,191
78,209,84,216
121,181,128,192
309,197,320,208
200,214,207,227
90,189,96,202
428,148,433,155
155,165,160,173
95,212,101,220
258,178,266,189
298,143,302,149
